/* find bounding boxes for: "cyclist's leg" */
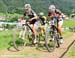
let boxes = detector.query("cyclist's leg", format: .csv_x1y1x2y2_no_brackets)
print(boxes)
57,18,63,44
32,24,37,43
41,25,45,36
30,19,37,43
57,19,63,37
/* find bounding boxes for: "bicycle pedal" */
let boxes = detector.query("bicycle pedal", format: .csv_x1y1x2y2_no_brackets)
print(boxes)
32,43,38,46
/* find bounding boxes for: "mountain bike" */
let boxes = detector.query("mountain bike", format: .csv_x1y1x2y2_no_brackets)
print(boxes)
12,20,34,51
35,21,51,51
45,19,60,52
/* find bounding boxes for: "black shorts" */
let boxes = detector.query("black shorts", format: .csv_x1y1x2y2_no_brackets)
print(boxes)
30,19,36,24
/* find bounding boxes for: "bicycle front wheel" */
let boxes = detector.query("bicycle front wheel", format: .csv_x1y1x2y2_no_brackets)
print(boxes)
12,24,34,51
45,28,56,52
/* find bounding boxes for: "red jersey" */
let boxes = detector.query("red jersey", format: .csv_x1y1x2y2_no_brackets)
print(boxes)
48,9,62,18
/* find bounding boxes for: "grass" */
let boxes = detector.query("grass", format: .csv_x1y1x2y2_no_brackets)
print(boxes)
63,42,75,58
62,19,75,58
0,30,73,51
0,30,13,50
63,18,75,27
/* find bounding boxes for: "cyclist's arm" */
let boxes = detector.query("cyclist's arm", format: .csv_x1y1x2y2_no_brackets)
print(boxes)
47,12,53,21
19,12,27,21
30,14,37,21
55,9,67,19
18,13,27,22
18,16,24,22
61,13,69,19
43,16,47,20
21,16,25,19
47,16,50,21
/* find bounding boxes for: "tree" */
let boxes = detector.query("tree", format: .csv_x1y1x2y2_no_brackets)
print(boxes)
0,0,7,13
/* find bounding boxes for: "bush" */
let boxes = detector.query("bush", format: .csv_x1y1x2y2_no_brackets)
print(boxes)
5,13,22,22
5,24,15,29
7,16,18,22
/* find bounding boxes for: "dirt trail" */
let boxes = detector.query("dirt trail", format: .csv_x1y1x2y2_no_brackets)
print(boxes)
0,33,75,58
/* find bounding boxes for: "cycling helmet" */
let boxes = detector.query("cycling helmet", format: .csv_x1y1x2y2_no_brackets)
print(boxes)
24,4,31,9
49,5,56,10
39,12,44,16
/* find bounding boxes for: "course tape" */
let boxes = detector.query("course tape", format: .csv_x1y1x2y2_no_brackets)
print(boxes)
0,22,75,31
0,22,18,25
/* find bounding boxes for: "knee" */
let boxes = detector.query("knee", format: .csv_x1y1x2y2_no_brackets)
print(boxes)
58,26,61,30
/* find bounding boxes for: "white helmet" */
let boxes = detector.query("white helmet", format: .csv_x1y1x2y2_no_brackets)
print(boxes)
24,4,31,9
39,12,44,16
49,5,56,10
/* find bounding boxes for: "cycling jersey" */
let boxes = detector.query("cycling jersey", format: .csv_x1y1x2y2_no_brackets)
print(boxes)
48,9,62,18
39,16,46,25
24,10,37,24
48,9,63,22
